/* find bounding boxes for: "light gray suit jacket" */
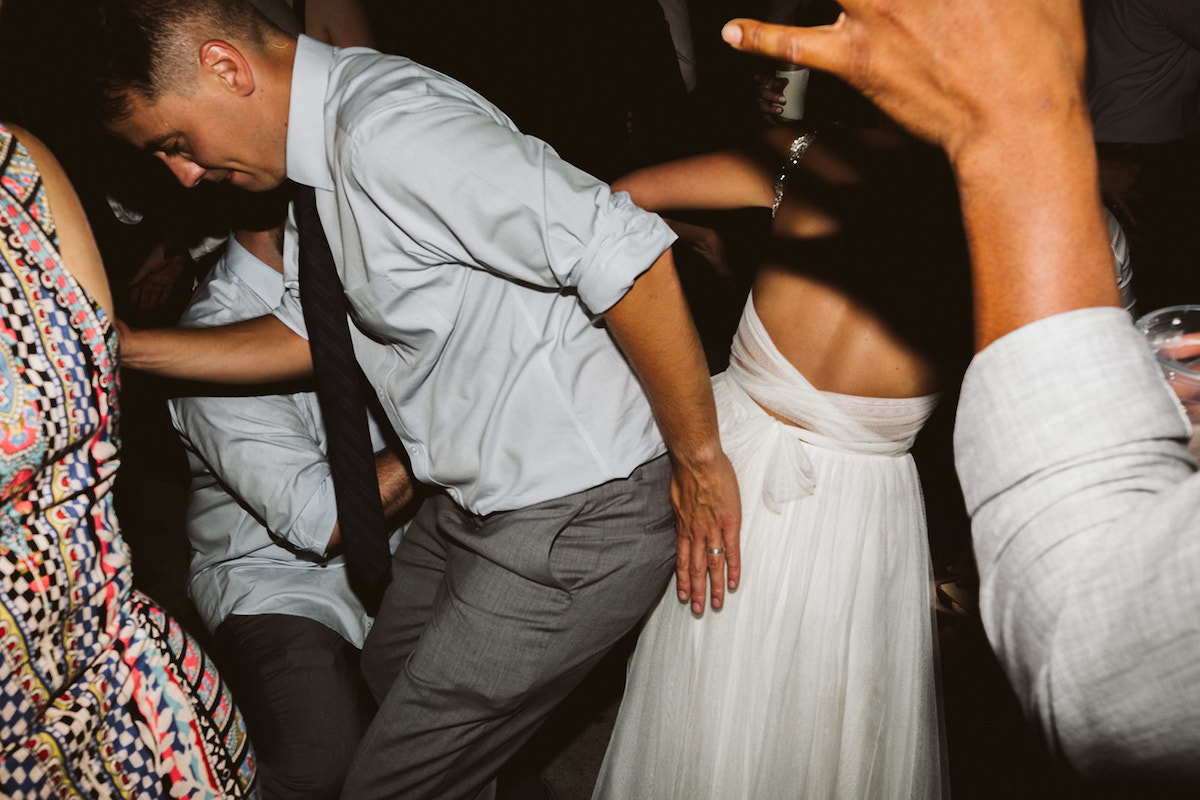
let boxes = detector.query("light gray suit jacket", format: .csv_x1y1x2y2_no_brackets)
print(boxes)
954,306,1200,783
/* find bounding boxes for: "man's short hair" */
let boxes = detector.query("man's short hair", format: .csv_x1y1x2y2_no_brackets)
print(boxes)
85,0,272,126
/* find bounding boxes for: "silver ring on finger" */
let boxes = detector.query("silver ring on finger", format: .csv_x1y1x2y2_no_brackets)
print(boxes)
706,547,725,555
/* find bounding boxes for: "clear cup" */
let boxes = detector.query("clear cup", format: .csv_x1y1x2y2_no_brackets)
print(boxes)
774,64,811,121
1136,304,1200,456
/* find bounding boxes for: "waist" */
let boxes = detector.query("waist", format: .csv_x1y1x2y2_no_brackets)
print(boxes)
393,404,665,515
719,368,935,454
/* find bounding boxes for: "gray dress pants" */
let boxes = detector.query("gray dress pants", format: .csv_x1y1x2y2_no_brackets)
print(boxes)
342,454,676,800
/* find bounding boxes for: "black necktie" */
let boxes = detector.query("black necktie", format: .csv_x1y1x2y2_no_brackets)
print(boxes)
294,184,391,611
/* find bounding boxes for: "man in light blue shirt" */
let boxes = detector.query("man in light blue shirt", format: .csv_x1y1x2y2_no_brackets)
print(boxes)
170,226,412,799
93,1,742,796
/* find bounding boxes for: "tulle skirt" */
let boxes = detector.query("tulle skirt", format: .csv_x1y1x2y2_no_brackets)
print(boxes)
593,370,945,799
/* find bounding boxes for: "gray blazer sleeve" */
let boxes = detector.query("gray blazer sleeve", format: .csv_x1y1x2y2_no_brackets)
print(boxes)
953,307,1200,781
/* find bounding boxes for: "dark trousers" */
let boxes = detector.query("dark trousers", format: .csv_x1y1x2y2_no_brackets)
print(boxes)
214,613,372,800
343,455,676,800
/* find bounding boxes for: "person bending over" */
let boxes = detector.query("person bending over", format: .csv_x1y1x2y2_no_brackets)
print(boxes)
170,219,412,800
75,1,741,797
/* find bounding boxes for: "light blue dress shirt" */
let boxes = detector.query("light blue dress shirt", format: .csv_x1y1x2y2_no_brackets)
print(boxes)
170,237,402,647
954,307,1200,779
276,36,674,516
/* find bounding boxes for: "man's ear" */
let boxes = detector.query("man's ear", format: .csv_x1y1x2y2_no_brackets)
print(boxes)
199,40,256,97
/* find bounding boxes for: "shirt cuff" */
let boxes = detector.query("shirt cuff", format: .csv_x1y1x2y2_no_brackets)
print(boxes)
954,306,1190,515
288,474,341,556
572,191,677,315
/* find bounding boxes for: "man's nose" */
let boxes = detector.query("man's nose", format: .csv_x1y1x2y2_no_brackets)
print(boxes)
158,154,206,188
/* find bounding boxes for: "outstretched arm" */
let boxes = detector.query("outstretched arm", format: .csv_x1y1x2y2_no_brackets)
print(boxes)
118,314,314,383
613,151,775,214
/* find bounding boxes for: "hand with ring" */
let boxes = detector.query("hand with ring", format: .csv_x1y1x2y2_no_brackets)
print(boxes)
670,451,741,614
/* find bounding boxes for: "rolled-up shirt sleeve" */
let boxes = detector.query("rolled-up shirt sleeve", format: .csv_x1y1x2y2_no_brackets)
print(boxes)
954,306,1200,780
170,392,339,558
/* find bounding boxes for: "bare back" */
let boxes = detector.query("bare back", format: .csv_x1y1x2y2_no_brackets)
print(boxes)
755,125,957,399
616,125,971,405
751,266,936,398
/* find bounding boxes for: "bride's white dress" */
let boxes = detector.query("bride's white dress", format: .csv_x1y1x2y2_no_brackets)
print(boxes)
593,297,945,799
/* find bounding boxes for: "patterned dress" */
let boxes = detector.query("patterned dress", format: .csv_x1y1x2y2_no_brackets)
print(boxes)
0,126,258,798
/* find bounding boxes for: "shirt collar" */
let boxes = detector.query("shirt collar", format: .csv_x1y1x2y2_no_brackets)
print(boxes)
222,235,287,307
286,34,336,191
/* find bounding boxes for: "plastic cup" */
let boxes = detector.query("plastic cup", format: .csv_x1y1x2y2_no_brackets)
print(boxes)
774,64,811,121
1137,304,1200,455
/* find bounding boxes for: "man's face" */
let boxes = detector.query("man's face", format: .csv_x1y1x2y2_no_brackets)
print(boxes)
110,86,286,192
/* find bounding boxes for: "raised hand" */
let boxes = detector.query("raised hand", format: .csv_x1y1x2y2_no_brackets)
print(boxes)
721,1,1089,165
722,1,1118,348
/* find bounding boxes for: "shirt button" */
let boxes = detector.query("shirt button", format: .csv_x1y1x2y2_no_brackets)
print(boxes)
447,488,457,499
408,444,418,454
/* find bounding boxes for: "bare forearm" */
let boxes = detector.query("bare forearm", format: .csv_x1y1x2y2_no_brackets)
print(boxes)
614,151,773,215
325,447,414,553
118,314,313,383
954,117,1120,350
604,251,723,468
375,447,415,523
